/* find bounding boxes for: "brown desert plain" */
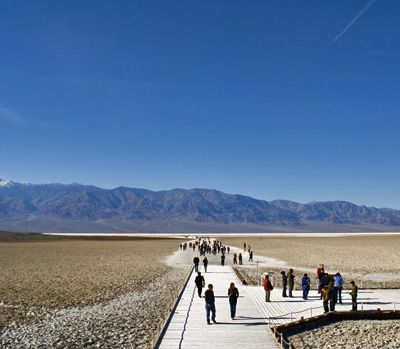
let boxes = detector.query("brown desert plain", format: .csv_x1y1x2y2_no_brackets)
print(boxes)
0,233,187,348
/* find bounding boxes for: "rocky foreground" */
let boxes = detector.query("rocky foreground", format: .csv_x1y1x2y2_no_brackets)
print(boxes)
288,320,400,349
0,267,187,348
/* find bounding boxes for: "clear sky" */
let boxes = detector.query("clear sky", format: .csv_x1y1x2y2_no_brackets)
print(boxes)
1,0,399,208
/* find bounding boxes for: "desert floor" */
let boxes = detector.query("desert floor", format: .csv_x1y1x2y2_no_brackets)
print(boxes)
220,235,400,286
0,234,187,348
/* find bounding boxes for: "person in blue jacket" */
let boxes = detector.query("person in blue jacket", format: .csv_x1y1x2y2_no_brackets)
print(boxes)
301,273,311,300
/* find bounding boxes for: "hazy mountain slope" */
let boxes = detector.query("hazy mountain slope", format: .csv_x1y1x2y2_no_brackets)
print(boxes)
0,179,399,233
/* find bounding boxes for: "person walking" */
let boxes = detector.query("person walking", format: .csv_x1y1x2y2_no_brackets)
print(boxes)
249,251,253,262
203,256,208,273
349,281,358,311
281,271,288,297
320,272,330,300
328,281,337,312
334,272,344,304
205,284,216,324
263,275,273,302
301,273,311,300
195,272,205,297
221,253,225,266
321,285,330,313
228,282,239,319
238,253,243,265
193,256,200,273
288,268,295,298
233,253,237,265
317,264,325,297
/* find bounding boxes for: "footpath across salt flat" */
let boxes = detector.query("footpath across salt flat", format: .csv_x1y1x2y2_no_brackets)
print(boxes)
160,241,400,349
158,263,278,349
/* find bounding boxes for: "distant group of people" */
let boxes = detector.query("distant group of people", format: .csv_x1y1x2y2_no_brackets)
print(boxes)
262,263,358,312
232,252,243,265
187,237,254,270
243,242,254,262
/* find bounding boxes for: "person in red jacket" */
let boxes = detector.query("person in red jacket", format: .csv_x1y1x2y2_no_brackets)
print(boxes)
263,274,273,302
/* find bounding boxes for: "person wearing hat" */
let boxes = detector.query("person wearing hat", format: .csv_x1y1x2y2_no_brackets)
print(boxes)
349,281,358,311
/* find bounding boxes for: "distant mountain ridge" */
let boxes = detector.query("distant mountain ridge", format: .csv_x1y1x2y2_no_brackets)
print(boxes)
0,179,400,233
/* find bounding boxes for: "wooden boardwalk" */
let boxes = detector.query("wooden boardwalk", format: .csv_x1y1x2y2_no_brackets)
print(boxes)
158,264,278,349
159,244,400,348
247,286,400,325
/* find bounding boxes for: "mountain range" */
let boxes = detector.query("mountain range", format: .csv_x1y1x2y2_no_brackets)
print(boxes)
1,179,400,233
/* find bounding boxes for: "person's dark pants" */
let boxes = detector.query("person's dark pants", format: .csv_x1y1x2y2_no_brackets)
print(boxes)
194,264,199,272
329,299,335,312
206,304,216,323
303,286,310,300
204,264,207,272
282,286,287,297
335,287,342,304
323,300,329,313
318,279,322,297
221,260,224,266
352,296,357,311
197,286,203,297
289,285,294,297
229,301,237,319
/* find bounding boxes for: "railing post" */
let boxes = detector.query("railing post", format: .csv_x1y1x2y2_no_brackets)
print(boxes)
394,301,396,311
361,302,364,311
310,308,312,317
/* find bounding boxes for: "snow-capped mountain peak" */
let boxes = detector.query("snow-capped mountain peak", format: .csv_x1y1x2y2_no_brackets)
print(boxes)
0,179,15,187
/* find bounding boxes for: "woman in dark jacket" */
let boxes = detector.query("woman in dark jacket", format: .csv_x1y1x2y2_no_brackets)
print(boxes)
228,282,239,319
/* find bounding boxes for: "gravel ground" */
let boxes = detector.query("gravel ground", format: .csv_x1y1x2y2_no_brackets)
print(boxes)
288,320,400,349
0,267,187,348
0,236,187,348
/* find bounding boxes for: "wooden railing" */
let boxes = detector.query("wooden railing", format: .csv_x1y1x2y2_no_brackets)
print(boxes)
151,265,194,348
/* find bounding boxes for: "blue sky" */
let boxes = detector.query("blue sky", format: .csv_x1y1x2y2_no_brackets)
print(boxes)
1,0,399,208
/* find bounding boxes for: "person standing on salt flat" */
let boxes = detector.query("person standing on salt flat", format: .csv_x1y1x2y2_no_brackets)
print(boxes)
228,282,239,320
204,284,216,324
195,272,205,298
350,280,358,311
301,273,311,300
334,272,344,304
281,271,288,297
193,256,200,272
263,274,273,302
288,268,295,298
203,256,208,273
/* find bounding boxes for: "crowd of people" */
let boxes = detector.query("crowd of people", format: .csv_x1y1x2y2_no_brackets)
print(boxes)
183,238,360,324
263,264,358,312
185,238,254,268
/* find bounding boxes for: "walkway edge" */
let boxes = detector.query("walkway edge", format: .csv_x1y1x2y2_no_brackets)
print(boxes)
153,265,195,349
